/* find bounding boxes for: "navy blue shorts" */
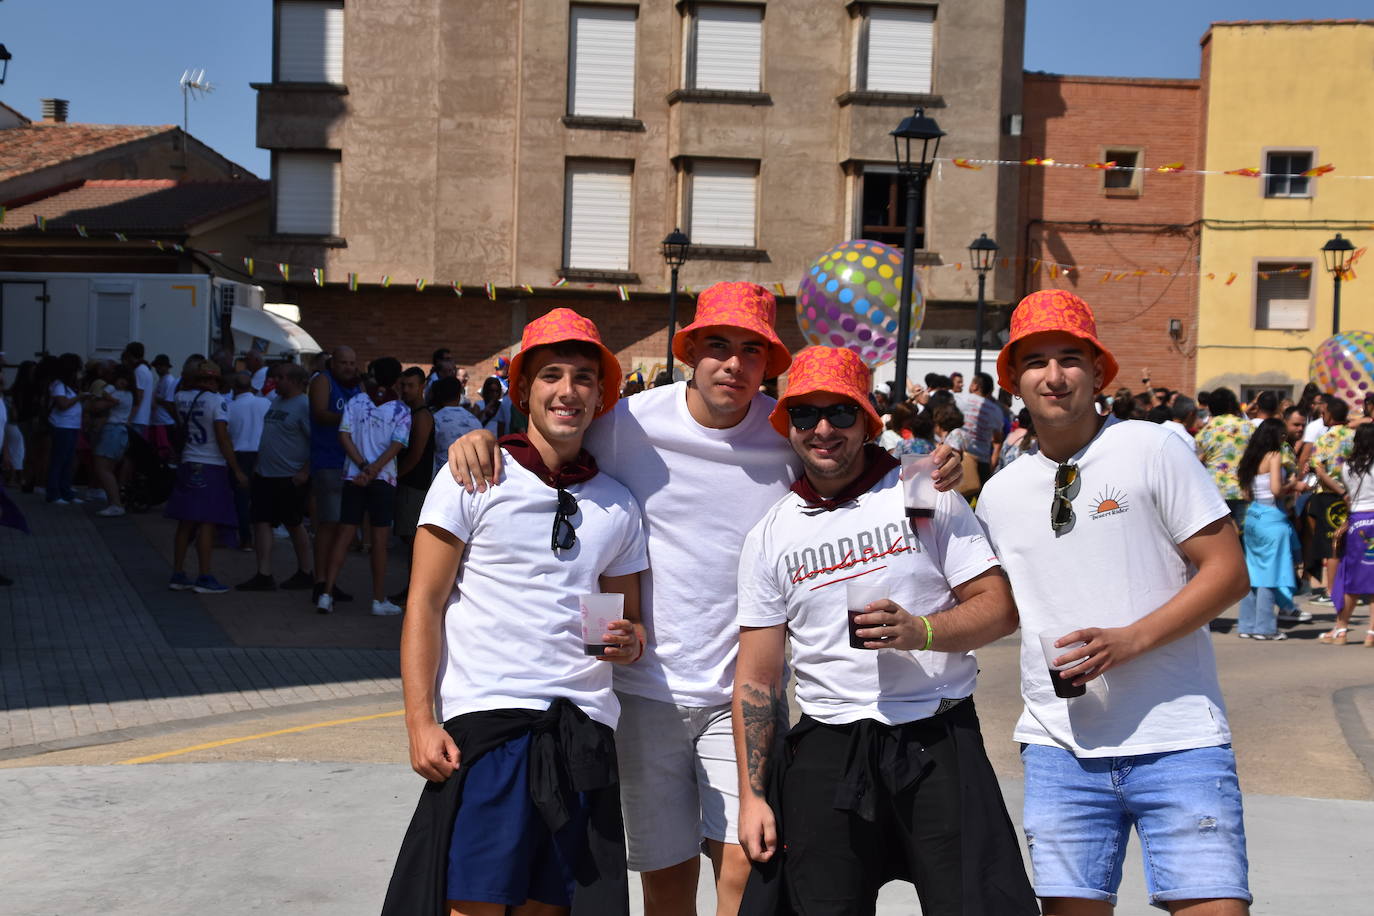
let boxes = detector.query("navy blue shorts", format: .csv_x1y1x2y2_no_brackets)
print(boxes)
446,732,591,907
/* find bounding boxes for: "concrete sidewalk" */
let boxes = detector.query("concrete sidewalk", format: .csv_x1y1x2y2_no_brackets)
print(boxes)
3,762,1363,915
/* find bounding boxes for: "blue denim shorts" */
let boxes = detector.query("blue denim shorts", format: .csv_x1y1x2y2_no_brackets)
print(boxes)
1021,743,1251,909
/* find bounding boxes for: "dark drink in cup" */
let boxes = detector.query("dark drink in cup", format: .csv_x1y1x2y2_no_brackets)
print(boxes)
580,593,623,657
901,454,937,521
1048,665,1086,698
906,506,935,520
846,582,888,651
847,610,871,649
584,643,612,657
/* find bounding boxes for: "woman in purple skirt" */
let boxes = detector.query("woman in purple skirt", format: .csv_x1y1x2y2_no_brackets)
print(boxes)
1321,423,1374,646
165,361,248,594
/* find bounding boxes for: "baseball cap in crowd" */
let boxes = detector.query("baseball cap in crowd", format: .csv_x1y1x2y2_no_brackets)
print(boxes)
508,308,622,418
672,281,792,378
494,355,510,374
625,369,645,386
996,289,1119,394
768,346,883,440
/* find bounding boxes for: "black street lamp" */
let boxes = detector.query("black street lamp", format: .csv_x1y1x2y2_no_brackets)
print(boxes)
1321,233,1356,336
0,46,11,85
662,227,691,378
890,108,944,401
968,233,999,378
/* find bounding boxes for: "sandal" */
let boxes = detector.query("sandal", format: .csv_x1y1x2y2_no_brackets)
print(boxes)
1319,628,1349,645
1365,631,1374,648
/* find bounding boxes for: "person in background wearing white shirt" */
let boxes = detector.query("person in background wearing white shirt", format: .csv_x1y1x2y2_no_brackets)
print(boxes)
1161,395,1197,447
92,367,135,517
149,353,178,459
46,353,86,504
1298,391,1328,470
476,375,510,437
974,290,1251,915
448,283,969,916
318,357,412,616
732,346,1035,915
166,361,248,594
954,372,1005,484
228,371,271,548
1322,423,1374,646
123,342,156,440
245,348,268,395
430,378,482,478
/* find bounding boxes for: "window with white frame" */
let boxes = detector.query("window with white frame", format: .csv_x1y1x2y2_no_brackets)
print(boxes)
1254,261,1313,330
857,5,934,94
93,288,133,352
855,165,923,249
277,1,345,83
685,4,763,92
275,151,341,236
1264,150,1313,198
564,161,633,271
687,160,758,247
568,5,637,118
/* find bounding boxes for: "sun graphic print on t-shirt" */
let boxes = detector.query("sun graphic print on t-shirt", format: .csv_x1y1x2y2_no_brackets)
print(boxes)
1089,486,1130,520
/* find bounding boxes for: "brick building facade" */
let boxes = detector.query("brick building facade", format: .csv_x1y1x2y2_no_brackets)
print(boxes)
1019,74,1201,395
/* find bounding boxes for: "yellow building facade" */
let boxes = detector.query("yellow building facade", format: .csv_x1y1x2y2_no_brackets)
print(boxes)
1197,21,1374,399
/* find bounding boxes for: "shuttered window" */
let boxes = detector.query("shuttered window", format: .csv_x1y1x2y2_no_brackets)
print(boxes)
862,6,933,94
689,160,757,247
1255,262,1313,330
689,5,762,92
565,161,633,271
569,6,637,117
277,1,345,84
94,290,133,351
275,152,341,235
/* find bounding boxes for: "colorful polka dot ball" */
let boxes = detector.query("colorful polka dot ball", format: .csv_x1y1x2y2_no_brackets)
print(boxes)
1310,330,1374,406
796,239,919,368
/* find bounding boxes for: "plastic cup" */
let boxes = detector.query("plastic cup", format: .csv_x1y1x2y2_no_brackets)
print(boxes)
901,453,937,520
1038,633,1088,698
580,593,624,656
846,582,890,650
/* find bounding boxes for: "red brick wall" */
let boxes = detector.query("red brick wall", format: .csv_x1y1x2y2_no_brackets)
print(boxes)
292,286,809,384
1020,74,1202,395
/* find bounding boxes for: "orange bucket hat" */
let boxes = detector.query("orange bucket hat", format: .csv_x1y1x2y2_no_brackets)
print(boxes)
769,346,883,440
996,290,1119,394
672,281,793,378
509,308,623,417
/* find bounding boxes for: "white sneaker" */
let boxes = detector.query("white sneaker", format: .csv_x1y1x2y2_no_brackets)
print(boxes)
69,497,85,505
316,593,334,614
96,505,126,518
273,525,290,540
370,598,403,617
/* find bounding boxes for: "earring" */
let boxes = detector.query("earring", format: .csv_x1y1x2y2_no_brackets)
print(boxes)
520,400,529,412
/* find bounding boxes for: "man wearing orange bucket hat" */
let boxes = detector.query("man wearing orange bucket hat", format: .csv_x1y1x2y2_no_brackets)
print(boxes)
731,345,1035,915
383,308,649,914
975,290,1252,914
445,283,966,914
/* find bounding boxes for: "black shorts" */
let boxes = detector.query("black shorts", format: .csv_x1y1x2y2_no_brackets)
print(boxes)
249,475,308,527
1307,492,1346,563
339,478,397,527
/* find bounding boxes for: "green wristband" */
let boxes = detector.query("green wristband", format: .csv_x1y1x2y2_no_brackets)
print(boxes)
919,615,933,651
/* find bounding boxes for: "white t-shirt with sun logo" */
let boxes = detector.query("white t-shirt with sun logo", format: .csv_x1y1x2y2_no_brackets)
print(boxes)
975,416,1234,758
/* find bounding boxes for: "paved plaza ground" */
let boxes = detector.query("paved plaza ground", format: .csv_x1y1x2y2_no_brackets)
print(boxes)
3,488,1374,914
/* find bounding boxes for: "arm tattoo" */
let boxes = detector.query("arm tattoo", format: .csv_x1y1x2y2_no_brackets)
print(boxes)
740,682,781,798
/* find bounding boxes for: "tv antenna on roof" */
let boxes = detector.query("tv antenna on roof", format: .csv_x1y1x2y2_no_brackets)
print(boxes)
178,69,214,169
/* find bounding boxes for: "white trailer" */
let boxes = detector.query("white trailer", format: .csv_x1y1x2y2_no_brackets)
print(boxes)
0,272,319,377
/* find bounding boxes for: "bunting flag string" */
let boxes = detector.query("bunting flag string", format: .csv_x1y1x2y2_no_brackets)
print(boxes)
348,272,359,292
450,281,463,297
934,155,1352,180
415,278,427,292
312,267,325,287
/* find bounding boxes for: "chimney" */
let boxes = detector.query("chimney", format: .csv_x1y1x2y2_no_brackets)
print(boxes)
40,98,69,123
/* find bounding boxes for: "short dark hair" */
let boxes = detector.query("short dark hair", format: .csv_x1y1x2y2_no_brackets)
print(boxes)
371,356,403,388
1208,387,1241,417
1327,397,1350,424
431,348,451,365
430,377,462,405
1147,405,1172,424
933,403,964,432
973,371,995,396
950,371,963,380
1256,391,1279,414
519,341,604,378
124,341,145,360
1170,395,1196,422
152,353,171,367
402,366,426,383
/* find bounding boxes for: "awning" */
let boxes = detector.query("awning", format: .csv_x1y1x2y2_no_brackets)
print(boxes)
230,305,322,358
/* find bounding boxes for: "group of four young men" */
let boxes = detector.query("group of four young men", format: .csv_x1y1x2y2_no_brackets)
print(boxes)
382,283,1252,916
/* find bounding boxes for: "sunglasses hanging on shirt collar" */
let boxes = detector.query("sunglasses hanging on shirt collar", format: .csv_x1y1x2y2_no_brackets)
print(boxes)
552,487,578,552
787,403,861,431
1051,462,1079,535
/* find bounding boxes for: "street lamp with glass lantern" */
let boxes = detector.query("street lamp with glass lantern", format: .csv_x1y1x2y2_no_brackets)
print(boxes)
968,233,999,377
1321,233,1356,336
0,46,12,85
662,227,691,378
890,108,944,402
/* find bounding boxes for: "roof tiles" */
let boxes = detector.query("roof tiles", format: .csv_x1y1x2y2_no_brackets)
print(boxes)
0,123,177,183
0,179,269,235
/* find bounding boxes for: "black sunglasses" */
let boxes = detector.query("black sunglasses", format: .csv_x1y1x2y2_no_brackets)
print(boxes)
1051,463,1079,534
787,403,861,431
552,487,578,551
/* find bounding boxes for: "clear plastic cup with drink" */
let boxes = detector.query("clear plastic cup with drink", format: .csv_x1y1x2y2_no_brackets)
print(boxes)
901,453,938,521
846,581,890,650
1038,633,1088,698
580,593,624,657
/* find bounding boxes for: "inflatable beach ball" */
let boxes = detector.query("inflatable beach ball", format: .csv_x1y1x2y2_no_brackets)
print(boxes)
1311,330,1374,405
796,239,919,368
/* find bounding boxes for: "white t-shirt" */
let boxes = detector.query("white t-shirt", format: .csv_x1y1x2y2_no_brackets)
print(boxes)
953,391,1001,463
48,381,82,429
228,391,271,452
152,373,179,425
975,416,1233,758
106,389,134,426
481,396,513,436
175,389,230,466
250,365,269,395
1161,419,1193,446
586,381,799,707
421,451,649,728
1303,417,1328,444
1347,464,1374,513
132,363,155,427
339,392,411,486
432,405,483,477
738,471,999,725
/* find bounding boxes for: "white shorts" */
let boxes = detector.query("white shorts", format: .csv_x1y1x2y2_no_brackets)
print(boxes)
614,690,739,871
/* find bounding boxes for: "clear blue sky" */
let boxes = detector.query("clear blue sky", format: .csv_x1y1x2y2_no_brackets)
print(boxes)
1,1,1371,178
